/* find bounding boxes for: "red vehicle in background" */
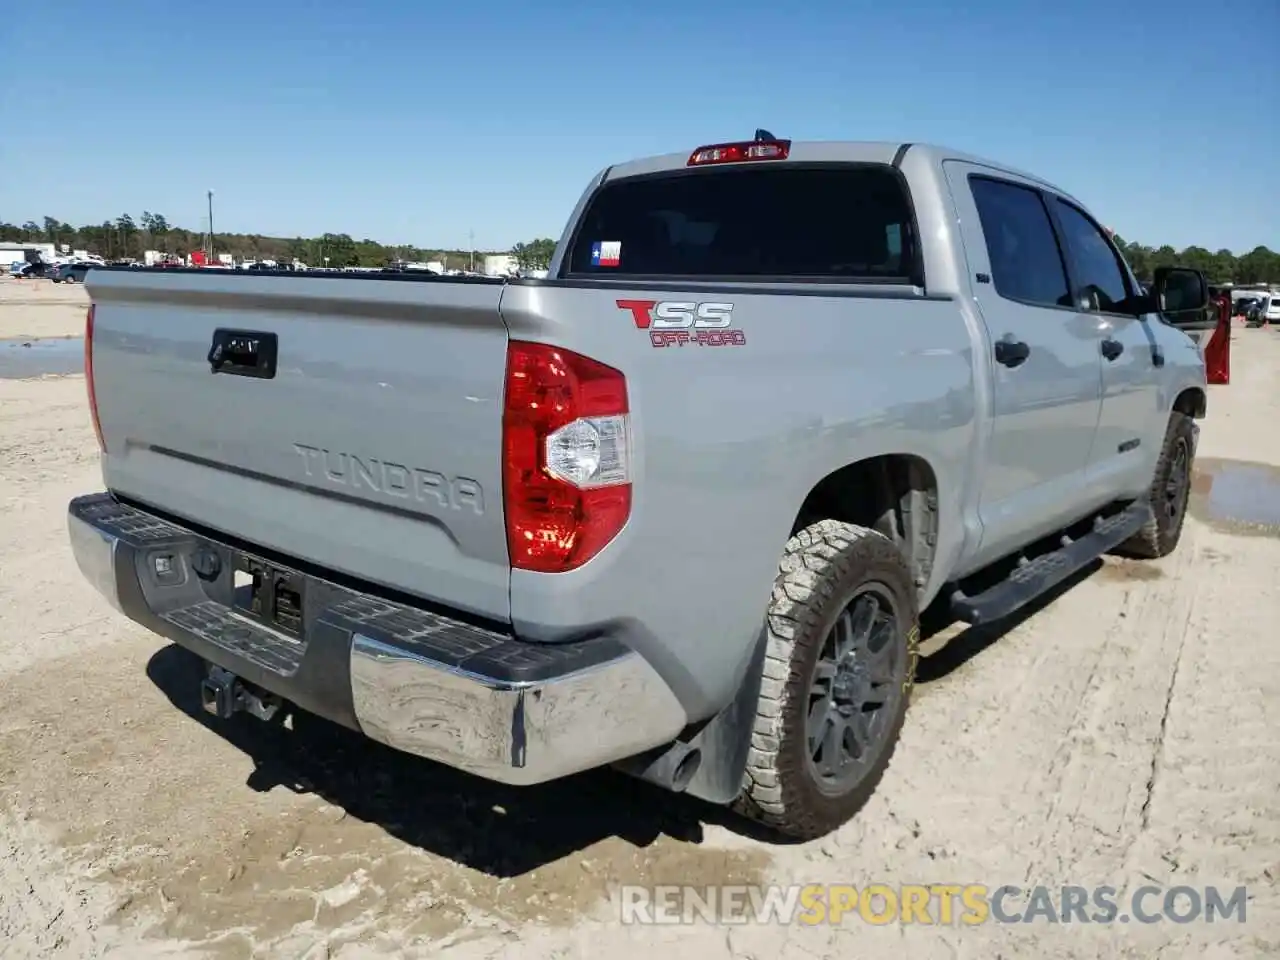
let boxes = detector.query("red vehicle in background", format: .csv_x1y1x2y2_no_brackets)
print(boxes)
188,251,230,268
1204,285,1232,385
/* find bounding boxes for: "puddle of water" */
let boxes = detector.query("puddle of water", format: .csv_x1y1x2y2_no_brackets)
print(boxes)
0,337,84,379
1189,457,1280,537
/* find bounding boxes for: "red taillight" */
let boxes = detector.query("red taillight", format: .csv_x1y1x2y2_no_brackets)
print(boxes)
84,304,106,453
687,139,791,166
502,341,632,573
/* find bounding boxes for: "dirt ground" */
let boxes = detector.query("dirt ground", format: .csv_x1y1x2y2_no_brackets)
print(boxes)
1,298,1277,958
0,277,89,340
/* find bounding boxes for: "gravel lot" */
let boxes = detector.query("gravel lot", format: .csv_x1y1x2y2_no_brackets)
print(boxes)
1,284,1277,958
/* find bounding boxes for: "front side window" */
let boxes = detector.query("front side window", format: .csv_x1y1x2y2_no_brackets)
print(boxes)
969,177,1072,309
566,164,916,281
1052,199,1132,312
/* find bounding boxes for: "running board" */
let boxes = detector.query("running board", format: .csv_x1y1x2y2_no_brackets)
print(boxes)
950,502,1154,625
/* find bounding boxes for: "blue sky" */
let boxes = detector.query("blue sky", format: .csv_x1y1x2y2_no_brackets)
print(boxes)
3,0,1277,253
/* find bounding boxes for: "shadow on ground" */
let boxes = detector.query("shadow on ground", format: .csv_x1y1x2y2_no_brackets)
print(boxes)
145,542,1121,871
146,645,742,877
915,559,1104,684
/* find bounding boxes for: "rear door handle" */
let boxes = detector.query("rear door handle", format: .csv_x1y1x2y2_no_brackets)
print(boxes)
1101,338,1124,361
994,338,1031,368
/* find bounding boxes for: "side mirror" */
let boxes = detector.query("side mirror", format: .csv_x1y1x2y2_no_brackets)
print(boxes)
1150,266,1216,333
1153,266,1208,314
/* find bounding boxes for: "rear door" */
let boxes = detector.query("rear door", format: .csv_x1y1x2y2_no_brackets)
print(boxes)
943,162,1105,565
87,270,512,621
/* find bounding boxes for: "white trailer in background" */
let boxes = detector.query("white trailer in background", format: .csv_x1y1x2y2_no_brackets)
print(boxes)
0,242,57,265
483,254,517,277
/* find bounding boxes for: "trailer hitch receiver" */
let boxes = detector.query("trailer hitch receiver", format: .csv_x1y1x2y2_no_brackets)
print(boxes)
200,665,282,722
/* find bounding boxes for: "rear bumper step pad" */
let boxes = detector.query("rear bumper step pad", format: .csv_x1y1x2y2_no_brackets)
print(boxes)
67,493,686,785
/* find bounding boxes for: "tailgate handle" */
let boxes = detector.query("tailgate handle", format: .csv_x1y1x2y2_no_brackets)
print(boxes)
208,328,278,379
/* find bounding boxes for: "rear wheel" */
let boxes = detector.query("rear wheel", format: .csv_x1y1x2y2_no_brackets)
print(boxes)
734,520,919,840
1116,412,1195,559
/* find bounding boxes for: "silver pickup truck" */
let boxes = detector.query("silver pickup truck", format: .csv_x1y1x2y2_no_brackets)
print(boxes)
68,135,1210,840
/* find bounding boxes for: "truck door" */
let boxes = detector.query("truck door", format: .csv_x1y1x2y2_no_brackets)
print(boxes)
942,161,1105,568
1044,194,1164,497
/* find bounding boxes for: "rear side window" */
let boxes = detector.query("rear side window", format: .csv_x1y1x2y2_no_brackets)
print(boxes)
565,165,917,281
969,177,1071,309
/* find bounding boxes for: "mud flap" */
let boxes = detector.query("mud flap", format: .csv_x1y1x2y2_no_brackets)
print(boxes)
678,629,769,806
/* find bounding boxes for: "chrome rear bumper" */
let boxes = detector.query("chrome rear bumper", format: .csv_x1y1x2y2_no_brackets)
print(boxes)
67,493,686,785
348,634,683,783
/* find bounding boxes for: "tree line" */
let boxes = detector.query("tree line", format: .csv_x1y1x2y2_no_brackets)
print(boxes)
1110,236,1279,287
1,215,1276,283
0,215,499,271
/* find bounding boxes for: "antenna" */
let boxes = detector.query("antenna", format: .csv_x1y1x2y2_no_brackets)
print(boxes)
754,128,775,141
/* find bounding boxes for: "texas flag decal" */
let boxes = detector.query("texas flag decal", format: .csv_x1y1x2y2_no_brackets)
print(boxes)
591,241,622,268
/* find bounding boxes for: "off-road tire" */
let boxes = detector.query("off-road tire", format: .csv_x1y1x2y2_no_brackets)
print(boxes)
733,520,920,841
1115,411,1196,559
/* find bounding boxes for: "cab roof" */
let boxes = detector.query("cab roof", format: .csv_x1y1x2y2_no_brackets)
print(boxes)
602,139,1068,199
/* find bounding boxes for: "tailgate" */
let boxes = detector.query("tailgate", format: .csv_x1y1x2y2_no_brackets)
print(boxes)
85,269,512,621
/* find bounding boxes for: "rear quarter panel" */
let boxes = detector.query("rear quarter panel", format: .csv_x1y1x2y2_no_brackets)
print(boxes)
499,281,977,719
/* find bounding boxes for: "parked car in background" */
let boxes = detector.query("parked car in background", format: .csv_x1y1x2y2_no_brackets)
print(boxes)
246,262,299,272
52,262,93,284
1233,296,1260,317
14,261,49,279
1241,300,1263,326
1261,294,1280,327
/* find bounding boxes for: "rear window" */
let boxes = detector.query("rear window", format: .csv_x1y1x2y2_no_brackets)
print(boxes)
565,164,917,281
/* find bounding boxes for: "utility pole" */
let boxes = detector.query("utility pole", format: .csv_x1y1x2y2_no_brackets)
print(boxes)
469,229,475,273
207,189,215,261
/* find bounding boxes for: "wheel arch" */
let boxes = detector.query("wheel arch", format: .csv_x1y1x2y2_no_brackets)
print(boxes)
1173,386,1206,420
789,453,940,600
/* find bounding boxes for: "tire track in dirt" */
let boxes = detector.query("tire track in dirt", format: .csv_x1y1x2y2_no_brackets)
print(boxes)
1016,523,1204,889
1120,530,1280,956
631,552,1201,959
